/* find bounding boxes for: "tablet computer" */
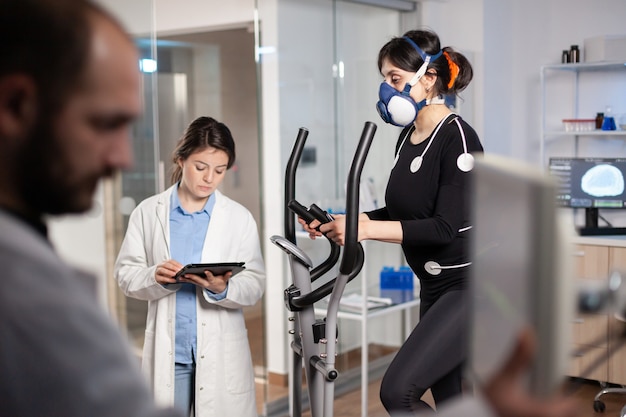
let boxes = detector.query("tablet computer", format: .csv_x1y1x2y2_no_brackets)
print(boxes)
469,154,574,396
174,262,245,281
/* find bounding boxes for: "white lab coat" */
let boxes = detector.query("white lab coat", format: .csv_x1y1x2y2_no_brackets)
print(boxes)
114,186,265,417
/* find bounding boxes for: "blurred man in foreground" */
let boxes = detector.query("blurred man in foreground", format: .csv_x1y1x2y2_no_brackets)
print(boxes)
0,1,182,415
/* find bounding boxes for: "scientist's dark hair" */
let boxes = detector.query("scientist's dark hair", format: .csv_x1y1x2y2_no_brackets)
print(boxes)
171,116,236,184
378,29,473,96
0,0,130,117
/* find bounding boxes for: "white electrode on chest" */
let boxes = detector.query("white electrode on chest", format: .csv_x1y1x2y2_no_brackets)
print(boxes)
457,153,475,172
410,156,423,173
399,114,474,174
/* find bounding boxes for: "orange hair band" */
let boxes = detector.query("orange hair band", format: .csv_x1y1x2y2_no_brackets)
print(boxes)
443,51,459,89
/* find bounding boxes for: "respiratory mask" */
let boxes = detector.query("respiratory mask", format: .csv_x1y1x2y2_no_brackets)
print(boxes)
376,37,443,127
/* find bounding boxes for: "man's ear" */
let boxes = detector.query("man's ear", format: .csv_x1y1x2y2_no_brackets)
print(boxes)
0,74,37,140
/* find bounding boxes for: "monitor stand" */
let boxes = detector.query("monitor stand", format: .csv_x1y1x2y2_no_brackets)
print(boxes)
578,208,626,236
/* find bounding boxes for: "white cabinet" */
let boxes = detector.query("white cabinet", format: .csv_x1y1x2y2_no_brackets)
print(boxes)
539,61,626,165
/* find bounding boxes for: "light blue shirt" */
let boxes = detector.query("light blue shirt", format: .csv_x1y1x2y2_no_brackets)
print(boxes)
169,186,221,364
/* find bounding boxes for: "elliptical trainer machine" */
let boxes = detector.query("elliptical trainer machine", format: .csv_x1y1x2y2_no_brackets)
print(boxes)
270,122,377,417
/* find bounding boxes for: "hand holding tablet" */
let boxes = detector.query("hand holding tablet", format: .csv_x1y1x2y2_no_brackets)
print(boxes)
174,262,246,282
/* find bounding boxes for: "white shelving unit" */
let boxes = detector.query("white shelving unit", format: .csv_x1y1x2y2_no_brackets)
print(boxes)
539,61,626,165
315,296,420,417
296,232,419,417
540,61,626,233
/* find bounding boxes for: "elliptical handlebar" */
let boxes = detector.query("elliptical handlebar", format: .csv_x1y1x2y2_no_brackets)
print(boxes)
281,127,341,289
287,199,341,283
288,200,334,227
285,127,309,244
289,246,364,309
340,121,377,275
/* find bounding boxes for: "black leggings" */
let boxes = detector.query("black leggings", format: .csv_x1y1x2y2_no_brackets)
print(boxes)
379,289,468,414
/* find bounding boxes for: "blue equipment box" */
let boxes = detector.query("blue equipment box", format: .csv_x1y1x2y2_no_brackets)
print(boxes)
380,266,414,304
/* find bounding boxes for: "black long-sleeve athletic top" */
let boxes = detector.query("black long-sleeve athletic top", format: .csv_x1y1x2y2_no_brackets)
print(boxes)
367,114,483,308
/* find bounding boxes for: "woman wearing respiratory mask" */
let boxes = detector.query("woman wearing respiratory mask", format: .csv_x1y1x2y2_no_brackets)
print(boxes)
301,29,483,413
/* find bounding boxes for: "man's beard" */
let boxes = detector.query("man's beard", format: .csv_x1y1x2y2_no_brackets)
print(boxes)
16,121,110,216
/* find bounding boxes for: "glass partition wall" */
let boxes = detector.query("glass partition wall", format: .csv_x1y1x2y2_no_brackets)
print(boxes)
124,25,266,414
95,0,159,341
151,27,266,413
277,0,404,209
261,0,418,415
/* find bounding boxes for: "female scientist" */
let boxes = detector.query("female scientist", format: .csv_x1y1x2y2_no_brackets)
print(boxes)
115,116,265,417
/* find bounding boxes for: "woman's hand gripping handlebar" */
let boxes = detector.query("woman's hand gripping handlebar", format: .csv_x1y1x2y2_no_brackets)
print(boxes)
288,199,339,283
290,200,334,236
284,198,364,310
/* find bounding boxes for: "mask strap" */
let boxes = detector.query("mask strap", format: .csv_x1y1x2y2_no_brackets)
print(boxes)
408,57,431,86
403,36,443,86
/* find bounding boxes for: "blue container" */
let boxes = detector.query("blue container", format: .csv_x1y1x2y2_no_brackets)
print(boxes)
602,116,616,131
380,266,414,304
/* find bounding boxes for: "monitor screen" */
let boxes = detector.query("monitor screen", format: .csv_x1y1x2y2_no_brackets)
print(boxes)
549,157,626,209
548,157,626,235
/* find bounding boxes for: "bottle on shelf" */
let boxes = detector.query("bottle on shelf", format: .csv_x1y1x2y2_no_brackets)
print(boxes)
596,112,605,130
562,50,570,63
569,45,580,63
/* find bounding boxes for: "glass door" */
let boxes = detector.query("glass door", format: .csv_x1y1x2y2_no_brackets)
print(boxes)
274,0,406,216
259,0,414,414
100,0,160,344
143,26,265,415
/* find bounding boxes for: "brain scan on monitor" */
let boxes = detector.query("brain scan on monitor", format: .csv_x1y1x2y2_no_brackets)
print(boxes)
581,164,625,197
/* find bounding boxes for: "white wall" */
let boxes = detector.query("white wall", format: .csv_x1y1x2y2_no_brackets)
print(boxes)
419,0,484,136
101,0,255,35
421,0,626,164
255,0,288,379
48,185,109,308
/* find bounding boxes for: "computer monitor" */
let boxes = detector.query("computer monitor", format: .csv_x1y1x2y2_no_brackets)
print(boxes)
469,154,573,397
548,157,626,235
